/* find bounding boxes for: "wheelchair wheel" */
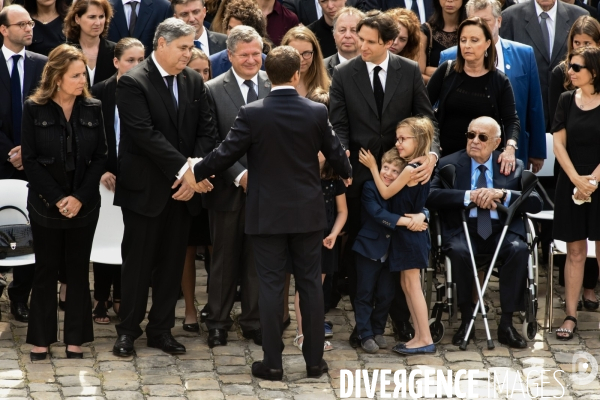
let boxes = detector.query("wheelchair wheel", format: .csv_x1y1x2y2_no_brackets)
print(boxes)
522,320,538,341
429,318,445,344
522,289,538,341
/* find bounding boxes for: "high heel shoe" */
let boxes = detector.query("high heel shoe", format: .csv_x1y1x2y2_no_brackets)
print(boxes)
65,347,83,359
30,351,48,361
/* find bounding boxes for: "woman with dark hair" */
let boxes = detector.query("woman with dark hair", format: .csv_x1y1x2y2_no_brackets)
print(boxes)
427,17,519,174
63,0,115,86
90,37,145,324
552,46,600,341
386,8,421,61
22,44,107,360
419,0,467,84
24,0,67,56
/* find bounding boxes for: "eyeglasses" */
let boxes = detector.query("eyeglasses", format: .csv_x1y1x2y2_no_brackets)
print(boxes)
5,20,35,30
396,136,416,144
300,51,314,60
465,131,492,142
568,63,587,73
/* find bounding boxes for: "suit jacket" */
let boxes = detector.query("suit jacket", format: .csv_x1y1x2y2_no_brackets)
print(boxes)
207,30,227,55
108,0,173,57
209,50,267,78
323,53,340,78
114,56,216,217
194,88,352,235
91,74,118,175
352,180,400,260
282,0,361,26
0,50,47,179
329,53,439,198
373,0,434,20
500,0,588,129
70,38,117,87
426,150,543,241
202,69,271,212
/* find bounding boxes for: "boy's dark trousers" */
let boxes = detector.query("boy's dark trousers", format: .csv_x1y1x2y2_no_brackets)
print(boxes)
354,253,395,340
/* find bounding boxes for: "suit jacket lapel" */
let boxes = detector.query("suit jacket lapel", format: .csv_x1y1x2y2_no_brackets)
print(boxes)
352,59,378,118
382,55,401,114
177,70,188,130
0,55,10,92
223,69,246,110
147,58,178,127
492,151,507,188
552,2,571,65
456,151,472,190
257,72,271,99
113,0,129,38
134,0,153,37
23,52,35,97
207,31,215,54
524,3,550,63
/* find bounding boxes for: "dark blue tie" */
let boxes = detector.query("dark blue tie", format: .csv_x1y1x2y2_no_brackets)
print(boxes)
165,75,178,112
194,40,203,50
476,165,492,240
411,0,421,21
11,55,23,145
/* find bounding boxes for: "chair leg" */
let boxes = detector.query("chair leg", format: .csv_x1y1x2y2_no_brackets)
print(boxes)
544,242,555,332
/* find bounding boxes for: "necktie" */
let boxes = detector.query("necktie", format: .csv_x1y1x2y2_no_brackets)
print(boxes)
539,12,551,59
372,65,384,119
165,75,178,112
129,1,138,36
411,0,421,22
194,40,203,50
244,80,258,103
476,165,492,240
10,54,22,145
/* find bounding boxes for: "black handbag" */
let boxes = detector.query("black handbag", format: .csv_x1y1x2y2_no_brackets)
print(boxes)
0,206,34,259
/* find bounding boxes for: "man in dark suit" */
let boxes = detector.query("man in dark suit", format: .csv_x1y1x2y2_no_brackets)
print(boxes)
427,117,543,349
192,46,352,381
283,0,361,27
376,0,434,22
202,26,268,348
307,0,347,57
0,4,47,323
112,18,215,357
323,6,363,77
500,0,588,129
172,0,227,55
329,10,439,346
108,0,173,57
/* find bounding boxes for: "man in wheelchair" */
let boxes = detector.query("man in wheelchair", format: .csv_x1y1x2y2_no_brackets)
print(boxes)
427,117,543,349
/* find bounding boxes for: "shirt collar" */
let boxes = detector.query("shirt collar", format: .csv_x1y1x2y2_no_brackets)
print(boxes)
151,52,171,78
197,26,207,42
471,154,494,175
231,67,258,87
271,0,282,15
365,52,390,75
271,85,295,91
337,53,348,63
2,45,26,62
534,0,557,20
122,0,138,4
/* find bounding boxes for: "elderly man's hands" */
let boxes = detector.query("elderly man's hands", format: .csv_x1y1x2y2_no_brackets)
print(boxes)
470,188,504,210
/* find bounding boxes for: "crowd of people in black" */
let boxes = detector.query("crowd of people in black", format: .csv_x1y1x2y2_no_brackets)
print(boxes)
0,0,599,381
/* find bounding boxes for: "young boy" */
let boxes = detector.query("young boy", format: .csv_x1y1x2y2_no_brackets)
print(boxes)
352,149,427,353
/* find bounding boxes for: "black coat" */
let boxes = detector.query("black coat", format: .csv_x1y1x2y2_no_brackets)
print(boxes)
69,38,117,87
21,97,108,228
91,74,118,175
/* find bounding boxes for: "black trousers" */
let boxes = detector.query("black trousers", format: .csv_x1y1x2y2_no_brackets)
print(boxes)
207,208,259,332
7,264,35,303
26,219,97,347
116,199,190,339
443,220,528,313
251,230,324,370
93,263,122,302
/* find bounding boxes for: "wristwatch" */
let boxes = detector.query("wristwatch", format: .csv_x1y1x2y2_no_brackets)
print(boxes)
500,188,508,203
506,140,518,151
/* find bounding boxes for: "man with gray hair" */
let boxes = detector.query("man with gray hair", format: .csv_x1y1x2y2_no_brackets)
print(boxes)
439,0,547,173
323,7,364,77
113,17,216,357
201,25,268,348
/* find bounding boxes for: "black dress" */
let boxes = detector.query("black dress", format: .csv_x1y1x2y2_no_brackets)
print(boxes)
28,17,66,57
421,24,458,70
551,91,600,242
321,178,346,275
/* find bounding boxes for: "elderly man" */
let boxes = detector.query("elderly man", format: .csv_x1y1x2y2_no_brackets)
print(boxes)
427,117,543,349
323,7,364,77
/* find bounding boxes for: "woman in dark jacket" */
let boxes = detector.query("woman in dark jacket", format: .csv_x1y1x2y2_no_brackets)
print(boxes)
21,44,107,361
24,0,67,56
427,17,519,174
63,0,116,87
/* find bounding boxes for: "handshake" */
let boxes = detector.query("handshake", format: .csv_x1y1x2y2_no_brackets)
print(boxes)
171,157,214,201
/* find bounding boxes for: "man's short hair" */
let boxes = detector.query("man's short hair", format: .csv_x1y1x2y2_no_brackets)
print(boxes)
333,6,365,31
226,25,263,53
171,0,205,7
356,10,399,44
468,116,501,138
381,148,403,168
153,17,196,50
465,0,501,19
265,46,300,85
0,5,28,29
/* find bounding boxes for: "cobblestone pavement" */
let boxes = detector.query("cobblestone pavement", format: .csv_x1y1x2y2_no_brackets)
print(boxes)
0,259,599,400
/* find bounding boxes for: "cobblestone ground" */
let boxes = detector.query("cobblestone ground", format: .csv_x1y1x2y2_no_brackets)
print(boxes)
0,258,599,400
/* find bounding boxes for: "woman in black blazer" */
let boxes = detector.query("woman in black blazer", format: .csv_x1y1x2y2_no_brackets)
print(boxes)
21,44,107,361
90,38,145,324
427,17,519,175
63,0,116,87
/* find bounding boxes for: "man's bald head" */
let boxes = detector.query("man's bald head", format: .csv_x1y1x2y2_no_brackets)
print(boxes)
466,116,502,164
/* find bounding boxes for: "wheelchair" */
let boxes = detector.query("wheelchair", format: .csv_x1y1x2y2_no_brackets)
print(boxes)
423,167,541,350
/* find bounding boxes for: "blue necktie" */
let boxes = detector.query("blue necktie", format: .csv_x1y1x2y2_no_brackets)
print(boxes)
10,54,23,145
476,165,492,240
411,0,421,22
194,40,203,50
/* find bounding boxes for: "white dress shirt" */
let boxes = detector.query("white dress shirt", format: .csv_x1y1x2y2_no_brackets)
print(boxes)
197,28,210,55
404,0,427,24
122,0,140,29
365,52,389,91
337,53,348,63
2,46,26,91
534,0,557,58
495,39,505,73
114,105,121,155
87,66,96,86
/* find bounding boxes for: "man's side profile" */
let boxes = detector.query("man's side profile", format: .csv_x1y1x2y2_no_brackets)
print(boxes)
192,46,352,381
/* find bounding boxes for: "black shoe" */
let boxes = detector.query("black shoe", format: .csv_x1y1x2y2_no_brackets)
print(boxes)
113,334,135,357
497,325,527,348
452,324,475,346
65,347,83,359
182,319,200,332
147,333,186,354
10,302,29,323
306,359,329,378
242,328,262,345
583,298,600,311
30,351,48,361
392,320,415,343
207,328,228,348
252,361,283,381
349,327,360,348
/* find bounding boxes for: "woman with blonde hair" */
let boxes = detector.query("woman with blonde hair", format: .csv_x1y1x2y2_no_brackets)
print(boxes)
281,26,330,97
386,8,421,61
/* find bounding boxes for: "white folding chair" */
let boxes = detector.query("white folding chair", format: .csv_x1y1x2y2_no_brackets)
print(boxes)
535,133,555,178
90,185,124,265
0,179,35,266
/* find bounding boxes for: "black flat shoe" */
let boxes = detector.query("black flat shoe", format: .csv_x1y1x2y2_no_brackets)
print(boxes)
182,320,200,332
242,328,262,345
583,298,600,311
30,351,48,361
252,361,283,381
556,316,578,341
65,348,83,359
10,302,29,323
498,325,527,348
207,328,228,348
306,359,328,378
452,324,475,346
113,334,135,357
147,333,186,355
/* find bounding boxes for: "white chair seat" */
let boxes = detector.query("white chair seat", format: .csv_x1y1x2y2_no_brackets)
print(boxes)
0,180,35,266
90,185,124,265
527,210,554,221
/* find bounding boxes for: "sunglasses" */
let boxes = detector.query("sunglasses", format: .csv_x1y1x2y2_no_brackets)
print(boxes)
465,131,491,142
569,63,587,73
